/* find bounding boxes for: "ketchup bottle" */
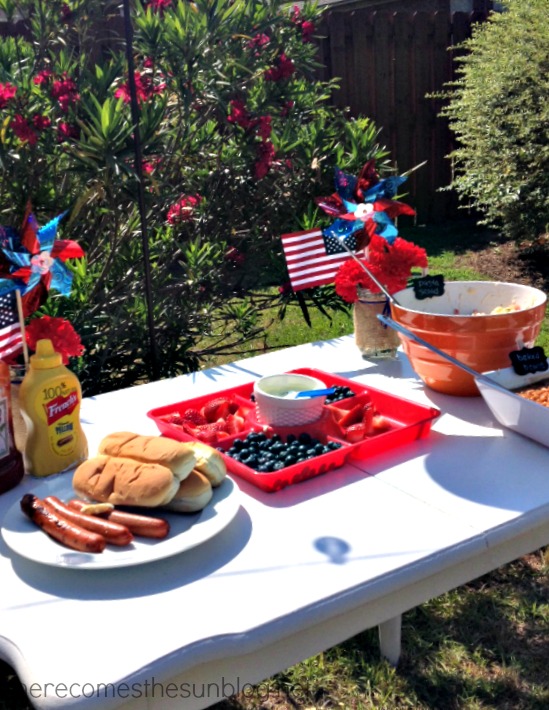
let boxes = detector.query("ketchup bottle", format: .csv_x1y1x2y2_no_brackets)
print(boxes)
0,359,24,494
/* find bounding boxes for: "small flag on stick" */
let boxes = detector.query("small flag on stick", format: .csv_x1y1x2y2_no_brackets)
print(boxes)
281,228,359,292
0,291,24,361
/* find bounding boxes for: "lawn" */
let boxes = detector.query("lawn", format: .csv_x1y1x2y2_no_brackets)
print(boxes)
1,218,548,710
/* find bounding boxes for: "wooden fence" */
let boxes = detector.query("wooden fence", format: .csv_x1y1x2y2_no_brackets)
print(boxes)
316,9,489,223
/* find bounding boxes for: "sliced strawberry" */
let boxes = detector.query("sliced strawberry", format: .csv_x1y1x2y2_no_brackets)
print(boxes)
226,412,246,435
344,422,367,443
181,408,207,426
371,413,390,433
201,397,234,423
362,402,374,434
337,403,364,428
190,421,228,444
161,412,183,426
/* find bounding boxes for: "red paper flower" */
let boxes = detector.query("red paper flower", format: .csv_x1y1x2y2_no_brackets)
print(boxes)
26,316,85,364
334,234,428,302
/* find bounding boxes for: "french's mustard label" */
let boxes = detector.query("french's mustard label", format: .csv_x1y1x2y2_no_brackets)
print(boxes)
35,377,80,458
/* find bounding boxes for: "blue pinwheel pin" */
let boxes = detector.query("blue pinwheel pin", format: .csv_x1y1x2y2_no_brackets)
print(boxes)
0,204,85,316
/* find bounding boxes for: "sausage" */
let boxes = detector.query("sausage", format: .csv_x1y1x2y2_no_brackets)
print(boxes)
44,496,134,547
20,494,106,554
68,499,170,539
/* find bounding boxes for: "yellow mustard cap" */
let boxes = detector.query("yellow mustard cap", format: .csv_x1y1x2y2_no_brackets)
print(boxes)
30,339,63,369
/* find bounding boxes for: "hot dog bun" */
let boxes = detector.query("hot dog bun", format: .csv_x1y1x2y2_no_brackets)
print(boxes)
98,432,196,482
73,455,179,507
162,470,213,513
186,441,227,486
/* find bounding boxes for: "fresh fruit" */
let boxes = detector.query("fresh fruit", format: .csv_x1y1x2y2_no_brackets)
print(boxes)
187,421,230,444
336,403,364,428
324,385,356,403
201,397,238,423
329,396,391,442
181,408,207,426
371,413,390,433
226,412,246,435
223,431,342,472
344,423,368,443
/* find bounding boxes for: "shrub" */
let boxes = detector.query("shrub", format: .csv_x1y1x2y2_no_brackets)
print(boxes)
0,0,389,395
440,0,549,241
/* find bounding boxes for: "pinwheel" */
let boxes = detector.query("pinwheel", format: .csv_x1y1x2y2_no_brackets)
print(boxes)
0,204,85,317
316,162,416,248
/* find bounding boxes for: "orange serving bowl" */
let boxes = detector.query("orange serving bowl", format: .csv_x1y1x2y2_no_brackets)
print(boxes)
390,281,547,396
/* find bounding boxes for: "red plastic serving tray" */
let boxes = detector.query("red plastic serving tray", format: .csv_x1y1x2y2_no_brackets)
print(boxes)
147,368,440,492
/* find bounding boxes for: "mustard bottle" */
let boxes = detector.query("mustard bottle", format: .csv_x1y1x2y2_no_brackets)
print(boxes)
19,339,88,477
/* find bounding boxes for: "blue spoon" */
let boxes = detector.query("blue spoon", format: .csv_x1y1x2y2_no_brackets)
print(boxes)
293,387,337,399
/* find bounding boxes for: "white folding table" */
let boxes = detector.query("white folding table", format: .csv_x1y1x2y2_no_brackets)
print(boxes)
1,335,548,710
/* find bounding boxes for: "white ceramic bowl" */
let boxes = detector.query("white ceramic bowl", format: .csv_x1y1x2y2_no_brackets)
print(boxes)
253,373,327,427
476,367,549,447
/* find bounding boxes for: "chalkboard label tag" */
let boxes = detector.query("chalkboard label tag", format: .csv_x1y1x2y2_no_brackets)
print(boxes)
412,274,445,300
509,346,549,376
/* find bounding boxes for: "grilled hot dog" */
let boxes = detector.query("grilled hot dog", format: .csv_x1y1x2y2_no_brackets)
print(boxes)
68,499,170,539
44,496,133,547
20,494,106,554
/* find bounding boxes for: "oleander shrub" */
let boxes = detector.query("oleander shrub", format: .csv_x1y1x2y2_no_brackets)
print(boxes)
440,0,549,241
0,0,389,395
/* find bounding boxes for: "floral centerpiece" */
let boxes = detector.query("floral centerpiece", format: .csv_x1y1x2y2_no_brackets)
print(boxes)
334,233,428,303
317,161,428,357
25,315,84,365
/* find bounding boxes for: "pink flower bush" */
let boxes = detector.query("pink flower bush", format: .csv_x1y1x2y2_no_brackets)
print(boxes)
264,53,295,82
0,82,17,109
50,74,80,112
115,71,166,104
11,115,38,146
167,194,202,225
255,141,275,179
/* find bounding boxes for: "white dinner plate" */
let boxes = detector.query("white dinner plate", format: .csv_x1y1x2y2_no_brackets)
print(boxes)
1,474,240,569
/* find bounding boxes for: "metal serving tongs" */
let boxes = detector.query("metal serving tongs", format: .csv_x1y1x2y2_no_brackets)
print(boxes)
377,314,511,393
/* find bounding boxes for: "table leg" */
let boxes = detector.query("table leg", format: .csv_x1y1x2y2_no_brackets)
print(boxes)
378,614,402,666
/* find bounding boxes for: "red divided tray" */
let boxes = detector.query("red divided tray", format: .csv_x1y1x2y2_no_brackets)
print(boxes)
147,368,440,492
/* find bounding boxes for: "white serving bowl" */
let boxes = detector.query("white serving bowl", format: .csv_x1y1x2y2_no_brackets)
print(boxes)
253,373,327,427
476,366,549,447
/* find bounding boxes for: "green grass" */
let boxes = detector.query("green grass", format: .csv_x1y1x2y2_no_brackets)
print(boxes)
2,218,548,710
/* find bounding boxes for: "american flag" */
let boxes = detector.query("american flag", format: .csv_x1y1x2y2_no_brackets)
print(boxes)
281,227,358,291
0,291,23,361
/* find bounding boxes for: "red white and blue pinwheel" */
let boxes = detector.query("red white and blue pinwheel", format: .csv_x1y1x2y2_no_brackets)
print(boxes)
0,204,84,317
315,161,416,248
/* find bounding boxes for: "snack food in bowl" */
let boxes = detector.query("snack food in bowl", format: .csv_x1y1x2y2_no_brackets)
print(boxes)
476,367,549,448
253,373,327,426
390,281,547,396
